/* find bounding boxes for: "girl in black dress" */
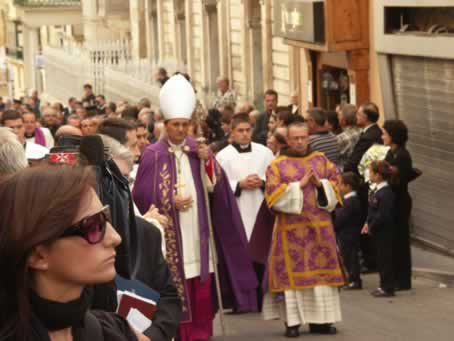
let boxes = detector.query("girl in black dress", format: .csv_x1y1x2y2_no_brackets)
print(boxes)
383,119,413,290
362,160,396,297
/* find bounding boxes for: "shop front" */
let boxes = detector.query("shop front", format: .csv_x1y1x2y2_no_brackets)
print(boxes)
274,0,370,112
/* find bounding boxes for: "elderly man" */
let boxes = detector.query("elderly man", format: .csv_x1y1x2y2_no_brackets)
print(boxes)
0,127,28,176
263,121,344,337
337,104,361,170
1,110,49,160
23,111,54,149
133,75,257,341
213,76,236,110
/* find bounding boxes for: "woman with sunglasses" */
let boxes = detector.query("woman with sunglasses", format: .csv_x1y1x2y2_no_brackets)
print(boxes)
0,165,149,341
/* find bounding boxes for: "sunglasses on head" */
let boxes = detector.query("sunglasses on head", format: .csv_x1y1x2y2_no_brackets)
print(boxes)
59,205,111,244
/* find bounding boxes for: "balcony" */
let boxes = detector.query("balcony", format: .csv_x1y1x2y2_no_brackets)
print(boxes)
14,0,80,7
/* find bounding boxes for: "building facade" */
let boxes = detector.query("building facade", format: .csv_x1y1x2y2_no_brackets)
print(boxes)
2,0,383,113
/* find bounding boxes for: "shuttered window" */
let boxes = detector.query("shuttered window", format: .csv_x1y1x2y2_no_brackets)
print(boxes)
391,55,454,253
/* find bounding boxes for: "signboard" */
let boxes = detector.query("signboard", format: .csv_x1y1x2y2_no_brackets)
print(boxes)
274,0,325,43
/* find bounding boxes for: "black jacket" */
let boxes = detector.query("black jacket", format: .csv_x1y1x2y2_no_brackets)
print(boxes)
385,147,413,197
334,194,363,240
134,217,182,341
367,185,396,236
344,124,383,173
252,111,271,145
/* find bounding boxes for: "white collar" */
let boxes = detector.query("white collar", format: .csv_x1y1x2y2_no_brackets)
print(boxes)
344,191,357,199
376,181,389,191
168,139,186,150
363,123,376,133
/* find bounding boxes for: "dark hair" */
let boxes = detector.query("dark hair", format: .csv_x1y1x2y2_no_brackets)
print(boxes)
136,122,147,130
97,118,133,144
360,102,379,123
96,94,106,101
122,106,139,121
306,107,326,127
273,131,287,145
205,109,224,142
68,97,77,103
107,102,117,113
85,110,99,118
264,89,278,99
383,119,408,147
221,111,233,125
326,110,342,134
173,71,190,82
341,171,361,192
159,67,168,77
53,102,64,112
1,110,22,125
231,113,251,129
0,166,95,340
83,84,93,90
369,160,395,182
222,105,235,116
276,109,293,127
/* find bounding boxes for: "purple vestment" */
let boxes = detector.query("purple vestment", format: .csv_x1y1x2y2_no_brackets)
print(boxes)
133,137,258,323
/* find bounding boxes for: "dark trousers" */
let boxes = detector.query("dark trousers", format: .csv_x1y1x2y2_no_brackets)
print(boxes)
374,232,395,293
339,237,361,284
393,193,412,289
253,262,265,312
358,185,377,270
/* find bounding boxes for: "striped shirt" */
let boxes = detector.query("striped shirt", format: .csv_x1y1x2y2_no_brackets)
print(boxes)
309,132,340,165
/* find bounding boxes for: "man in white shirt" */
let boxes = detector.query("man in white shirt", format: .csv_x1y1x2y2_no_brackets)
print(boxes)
23,111,54,149
216,113,275,241
1,110,49,160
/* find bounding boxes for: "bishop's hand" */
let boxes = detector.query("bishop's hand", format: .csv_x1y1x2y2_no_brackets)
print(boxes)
174,195,194,212
197,143,210,161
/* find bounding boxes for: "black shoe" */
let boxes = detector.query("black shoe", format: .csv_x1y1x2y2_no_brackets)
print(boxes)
395,285,411,291
342,282,362,290
309,323,338,335
285,324,300,338
371,288,395,297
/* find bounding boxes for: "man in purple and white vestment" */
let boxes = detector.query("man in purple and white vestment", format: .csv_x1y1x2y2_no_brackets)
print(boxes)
133,75,257,341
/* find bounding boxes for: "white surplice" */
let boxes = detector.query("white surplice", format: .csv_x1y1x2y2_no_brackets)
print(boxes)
262,179,342,326
25,142,49,160
216,142,274,241
170,141,213,279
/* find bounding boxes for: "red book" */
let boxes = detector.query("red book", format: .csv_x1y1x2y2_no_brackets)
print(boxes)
117,292,157,320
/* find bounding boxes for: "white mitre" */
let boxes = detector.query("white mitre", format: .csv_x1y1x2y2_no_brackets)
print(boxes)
159,74,196,121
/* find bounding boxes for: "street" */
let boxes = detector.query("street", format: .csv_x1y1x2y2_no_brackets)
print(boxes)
214,274,454,341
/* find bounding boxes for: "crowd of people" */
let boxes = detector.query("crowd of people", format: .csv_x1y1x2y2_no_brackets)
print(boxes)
0,68,419,341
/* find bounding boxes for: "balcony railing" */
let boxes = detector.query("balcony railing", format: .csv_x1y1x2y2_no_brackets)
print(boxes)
14,0,80,7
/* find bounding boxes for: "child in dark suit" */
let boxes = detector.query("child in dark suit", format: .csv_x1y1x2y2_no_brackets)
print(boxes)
335,172,364,290
362,160,396,297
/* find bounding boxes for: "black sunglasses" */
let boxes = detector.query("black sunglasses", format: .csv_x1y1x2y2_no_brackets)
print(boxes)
59,206,111,245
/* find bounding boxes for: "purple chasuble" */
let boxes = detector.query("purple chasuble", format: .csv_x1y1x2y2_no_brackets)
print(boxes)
133,137,258,323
